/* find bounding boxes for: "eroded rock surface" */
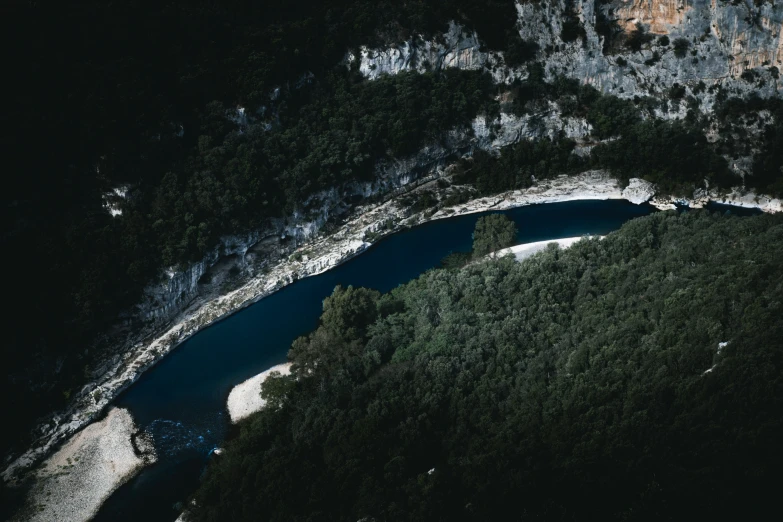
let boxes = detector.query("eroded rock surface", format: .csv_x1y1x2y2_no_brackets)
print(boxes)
353,1,782,102
622,178,657,204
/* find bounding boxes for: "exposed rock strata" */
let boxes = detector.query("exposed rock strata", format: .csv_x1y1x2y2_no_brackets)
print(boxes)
346,22,524,84
471,107,593,149
651,185,783,211
622,178,657,204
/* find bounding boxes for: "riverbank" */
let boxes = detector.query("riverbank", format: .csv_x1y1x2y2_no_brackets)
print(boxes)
12,408,155,522
224,236,589,421
227,363,293,423
494,236,600,262
650,186,783,213
4,170,778,488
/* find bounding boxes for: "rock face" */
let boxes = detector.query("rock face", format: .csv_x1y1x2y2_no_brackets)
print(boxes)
615,0,689,34
353,1,782,103
622,178,657,204
548,0,783,97
137,231,262,323
133,127,475,330
472,108,593,149
346,22,524,83
347,2,782,206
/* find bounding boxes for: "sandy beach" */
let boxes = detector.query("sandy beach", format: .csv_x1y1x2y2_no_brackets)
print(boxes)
226,363,293,423
493,236,601,262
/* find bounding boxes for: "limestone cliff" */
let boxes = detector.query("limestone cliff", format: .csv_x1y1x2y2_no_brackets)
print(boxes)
352,1,782,100
615,0,691,34
131,126,476,331
612,0,783,77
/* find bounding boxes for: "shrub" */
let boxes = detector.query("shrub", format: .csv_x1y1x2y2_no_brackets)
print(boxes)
561,18,586,43
595,4,622,54
670,83,687,99
673,37,690,58
741,70,758,83
626,22,653,52
505,33,539,66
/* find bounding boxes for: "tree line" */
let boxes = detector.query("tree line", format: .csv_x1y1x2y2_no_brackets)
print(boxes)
190,210,783,521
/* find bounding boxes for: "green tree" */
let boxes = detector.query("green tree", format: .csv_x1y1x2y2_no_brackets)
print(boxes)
190,212,783,522
472,214,518,258
320,285,380,340
626,22,653,52
673,37,690,58
260,372,296,411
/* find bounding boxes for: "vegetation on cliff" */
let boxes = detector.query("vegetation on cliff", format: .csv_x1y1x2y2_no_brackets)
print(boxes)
457,72,749,197
190,211,783,521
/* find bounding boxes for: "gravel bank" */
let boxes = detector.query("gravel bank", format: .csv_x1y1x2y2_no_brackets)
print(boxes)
227,363,293,423
13,407,155,522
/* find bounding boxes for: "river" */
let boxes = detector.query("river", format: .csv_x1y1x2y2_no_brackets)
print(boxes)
93,200,663,520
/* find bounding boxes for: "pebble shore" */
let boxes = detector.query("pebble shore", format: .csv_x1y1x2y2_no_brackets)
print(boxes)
13,408,155,522
227,363,293,423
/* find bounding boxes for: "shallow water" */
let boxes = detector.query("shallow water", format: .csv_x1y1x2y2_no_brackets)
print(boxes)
94,199,656,521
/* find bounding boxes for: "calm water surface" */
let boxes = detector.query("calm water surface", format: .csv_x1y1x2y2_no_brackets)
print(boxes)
94,200,656,521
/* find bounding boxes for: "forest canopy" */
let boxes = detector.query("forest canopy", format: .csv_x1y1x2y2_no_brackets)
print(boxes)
190,211,783,521
472,214,518,257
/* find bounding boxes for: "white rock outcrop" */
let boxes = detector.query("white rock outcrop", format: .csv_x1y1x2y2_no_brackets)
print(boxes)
348,22,523,84
622,178,657,205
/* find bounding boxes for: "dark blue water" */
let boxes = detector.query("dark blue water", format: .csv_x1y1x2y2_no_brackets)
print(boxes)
704,201,763,216
94,200,655,521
